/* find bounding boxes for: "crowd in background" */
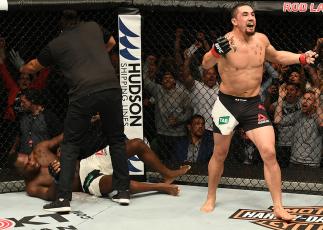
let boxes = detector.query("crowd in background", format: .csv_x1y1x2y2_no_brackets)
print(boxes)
0,15,322,177
141,28,322,169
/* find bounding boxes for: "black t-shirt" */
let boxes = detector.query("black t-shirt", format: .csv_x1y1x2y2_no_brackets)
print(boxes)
38,21,119,102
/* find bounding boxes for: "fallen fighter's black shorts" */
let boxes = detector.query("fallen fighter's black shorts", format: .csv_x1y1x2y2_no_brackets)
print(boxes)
212,91,272,135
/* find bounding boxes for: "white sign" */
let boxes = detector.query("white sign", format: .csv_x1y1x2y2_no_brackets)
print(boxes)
118,14,144,175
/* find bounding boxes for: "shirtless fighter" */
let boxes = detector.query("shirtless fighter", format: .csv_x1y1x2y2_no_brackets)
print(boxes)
200,3,317,221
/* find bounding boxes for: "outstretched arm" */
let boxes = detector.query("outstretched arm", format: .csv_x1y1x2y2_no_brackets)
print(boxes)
265,45,301,65
20,58,45,74
264,35,317,66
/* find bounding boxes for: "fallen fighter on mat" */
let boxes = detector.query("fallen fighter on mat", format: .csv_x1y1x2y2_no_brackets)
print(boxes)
10,131,190,201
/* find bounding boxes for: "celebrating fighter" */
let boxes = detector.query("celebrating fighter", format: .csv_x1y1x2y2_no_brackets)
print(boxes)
200,3,318,221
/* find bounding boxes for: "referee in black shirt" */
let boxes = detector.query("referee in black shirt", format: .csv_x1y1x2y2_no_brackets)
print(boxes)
20,10,130,212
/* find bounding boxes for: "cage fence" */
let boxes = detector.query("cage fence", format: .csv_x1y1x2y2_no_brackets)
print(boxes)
0,1,322,194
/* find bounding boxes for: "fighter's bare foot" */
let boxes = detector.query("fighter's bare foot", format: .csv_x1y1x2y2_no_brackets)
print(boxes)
158,183,180,196
164,165,191,184
273,207,297,221
200,198,216,213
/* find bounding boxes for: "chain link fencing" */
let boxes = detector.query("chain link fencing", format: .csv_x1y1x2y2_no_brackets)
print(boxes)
0,1,322,194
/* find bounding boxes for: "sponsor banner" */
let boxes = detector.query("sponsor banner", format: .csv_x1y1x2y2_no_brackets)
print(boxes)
118,14,144,175
230,206,323,230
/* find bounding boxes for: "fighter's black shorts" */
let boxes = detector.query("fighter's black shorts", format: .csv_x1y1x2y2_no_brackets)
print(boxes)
212,91,272,135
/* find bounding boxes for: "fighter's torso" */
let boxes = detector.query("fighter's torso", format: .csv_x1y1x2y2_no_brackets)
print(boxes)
27,143,81,191
33,143,58,167
25,144,59,187
218,32,267,97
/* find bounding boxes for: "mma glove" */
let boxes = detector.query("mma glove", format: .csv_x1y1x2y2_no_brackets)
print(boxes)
211,36,231,58
48,162,60,184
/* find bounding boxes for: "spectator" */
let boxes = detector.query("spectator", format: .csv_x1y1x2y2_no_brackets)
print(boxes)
275,90,322,167
273,82,301,167
264,82,279,115
143,69,192,163
0,42,50,122
185,31,211,81
175,114,214,164
9,88,62,155
191,31,211,74
302,64,320,91
239,128,260,165
260,61,279,103
142,55,158,142
195,31,211,52
271,63,290,84
182,50,219,137
289,90,322,167
287,70,306,92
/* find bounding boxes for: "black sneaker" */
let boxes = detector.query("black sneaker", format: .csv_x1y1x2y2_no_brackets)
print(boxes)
43,198,71,212
111,190,130,206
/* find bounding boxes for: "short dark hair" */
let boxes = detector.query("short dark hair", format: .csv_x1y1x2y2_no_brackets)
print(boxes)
188,114,205,125
8,152,39,179
60,10,80,30
304,90,316,97
20,88,44,105
231,2,254,18
285,81,301,90
162,71,175,79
